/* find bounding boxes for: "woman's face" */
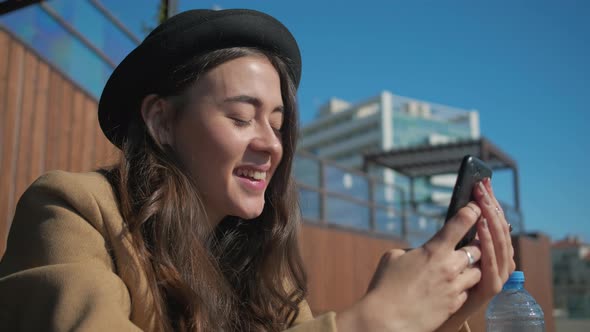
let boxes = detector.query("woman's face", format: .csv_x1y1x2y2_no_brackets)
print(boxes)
171,55,285,225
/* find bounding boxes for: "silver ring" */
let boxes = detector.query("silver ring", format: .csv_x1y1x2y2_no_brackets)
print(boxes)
508,223,513,233
461,248,476,267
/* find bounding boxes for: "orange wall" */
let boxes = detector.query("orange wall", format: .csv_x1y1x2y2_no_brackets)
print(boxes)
299,224,408,313
513,234,556,332
301,225,556,332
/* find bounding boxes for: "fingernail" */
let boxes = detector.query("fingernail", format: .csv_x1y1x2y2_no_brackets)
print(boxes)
484,177,492,191
477,182,492,205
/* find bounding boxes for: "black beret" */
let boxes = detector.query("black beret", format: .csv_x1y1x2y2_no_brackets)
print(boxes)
98,9,301,148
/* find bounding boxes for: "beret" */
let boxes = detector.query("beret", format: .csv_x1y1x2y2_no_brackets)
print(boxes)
98,9,301,148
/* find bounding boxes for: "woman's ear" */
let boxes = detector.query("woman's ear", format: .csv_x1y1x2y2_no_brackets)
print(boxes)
140,94,175,146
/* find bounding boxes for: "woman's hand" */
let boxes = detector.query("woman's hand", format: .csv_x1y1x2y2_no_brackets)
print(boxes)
471,178,516,299
336,202,485,332
437,178,516,331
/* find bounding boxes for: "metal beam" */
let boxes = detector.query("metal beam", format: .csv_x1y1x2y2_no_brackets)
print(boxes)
1,0,43,16
363,137,518,178
87,0,142,45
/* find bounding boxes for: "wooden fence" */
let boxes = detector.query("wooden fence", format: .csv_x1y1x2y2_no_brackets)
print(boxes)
0,28,118,255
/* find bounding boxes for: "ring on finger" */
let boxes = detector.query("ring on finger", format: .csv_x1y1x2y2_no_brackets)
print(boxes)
460,247,476,267
508,223,513,233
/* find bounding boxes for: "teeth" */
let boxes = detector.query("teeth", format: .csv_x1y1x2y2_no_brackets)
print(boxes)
236,168,266,181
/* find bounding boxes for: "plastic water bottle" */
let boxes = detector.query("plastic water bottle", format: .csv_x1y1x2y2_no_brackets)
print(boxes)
486,271,545,331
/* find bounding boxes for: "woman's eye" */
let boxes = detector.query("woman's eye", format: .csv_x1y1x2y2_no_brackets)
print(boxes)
231,117,252,127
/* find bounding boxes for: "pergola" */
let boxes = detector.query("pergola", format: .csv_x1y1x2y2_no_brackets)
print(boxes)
363,137,521,224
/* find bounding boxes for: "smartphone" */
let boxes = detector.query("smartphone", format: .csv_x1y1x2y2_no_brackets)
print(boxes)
445,155,492,249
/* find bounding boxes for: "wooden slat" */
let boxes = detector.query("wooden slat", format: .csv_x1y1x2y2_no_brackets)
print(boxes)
94,118,118,169
29,60,50,179
81,97,97,171
69,90,85,171
300,224,407,314
0,30,11,158
58,76,73,171
0,39,24,226
45,70,63,171
0,30,12,254
93,111,107,168
14,51,39,199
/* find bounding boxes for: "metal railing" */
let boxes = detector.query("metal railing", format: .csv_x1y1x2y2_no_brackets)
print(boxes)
294,151,524,246
294,151,411,240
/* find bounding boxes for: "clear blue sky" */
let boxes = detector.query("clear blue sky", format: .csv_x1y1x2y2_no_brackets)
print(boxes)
180,0,590,243
118,0,590,243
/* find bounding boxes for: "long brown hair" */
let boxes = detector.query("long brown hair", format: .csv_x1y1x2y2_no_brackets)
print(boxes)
103,47,307,331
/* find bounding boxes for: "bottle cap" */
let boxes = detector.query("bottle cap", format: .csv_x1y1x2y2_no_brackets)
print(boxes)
507,271,525,283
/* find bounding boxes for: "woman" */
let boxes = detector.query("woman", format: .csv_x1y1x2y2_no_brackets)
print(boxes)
0,9,514,332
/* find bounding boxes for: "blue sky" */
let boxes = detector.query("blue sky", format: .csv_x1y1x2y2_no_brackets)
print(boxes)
177,1,590,243
5,0,586,243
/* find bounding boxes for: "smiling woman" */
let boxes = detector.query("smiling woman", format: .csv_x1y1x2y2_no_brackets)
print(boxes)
102,46,304,331
0,7,515,332
149,54,287,224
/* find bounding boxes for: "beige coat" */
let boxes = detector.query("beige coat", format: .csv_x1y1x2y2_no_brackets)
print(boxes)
0,171,336,331
0,171,468,331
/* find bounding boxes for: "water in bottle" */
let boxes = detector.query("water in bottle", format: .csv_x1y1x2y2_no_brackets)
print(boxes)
486,271,545,332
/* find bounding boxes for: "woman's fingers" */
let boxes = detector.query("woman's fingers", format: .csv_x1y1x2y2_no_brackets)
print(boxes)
476,216,504,295
455,243,482,271
367,249,406,292
483,178,511,239
426,202,481,253
457,266,482,290
483,178,516,271
445,267,481,314
474,181,511,281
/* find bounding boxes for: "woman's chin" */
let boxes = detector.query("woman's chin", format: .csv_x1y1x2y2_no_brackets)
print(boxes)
233,206,265,220
228,196,265,220
239,211,264,220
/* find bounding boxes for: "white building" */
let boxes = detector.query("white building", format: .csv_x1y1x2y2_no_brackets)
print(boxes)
298,91,480,206
552,236,590,318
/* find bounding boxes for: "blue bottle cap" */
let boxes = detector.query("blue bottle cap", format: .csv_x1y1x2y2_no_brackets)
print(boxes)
508,271,525,283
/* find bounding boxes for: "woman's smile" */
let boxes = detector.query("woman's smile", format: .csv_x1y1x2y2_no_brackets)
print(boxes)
233,165,270,192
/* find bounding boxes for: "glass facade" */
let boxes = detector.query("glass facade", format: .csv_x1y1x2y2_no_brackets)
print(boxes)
0,0,160,98
392,113,472,147
43,0,135,64
325,196,370,230
324,165,368,201
392,98,473,148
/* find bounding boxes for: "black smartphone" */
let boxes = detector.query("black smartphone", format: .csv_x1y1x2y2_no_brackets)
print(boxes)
445,155,492,249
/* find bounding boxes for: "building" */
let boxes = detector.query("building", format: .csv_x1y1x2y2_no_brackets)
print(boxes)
298,92,480,233
552,236,590,318
300,92,480,164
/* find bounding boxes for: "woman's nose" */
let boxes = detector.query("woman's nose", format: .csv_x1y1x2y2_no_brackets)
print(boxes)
249,123,282,156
